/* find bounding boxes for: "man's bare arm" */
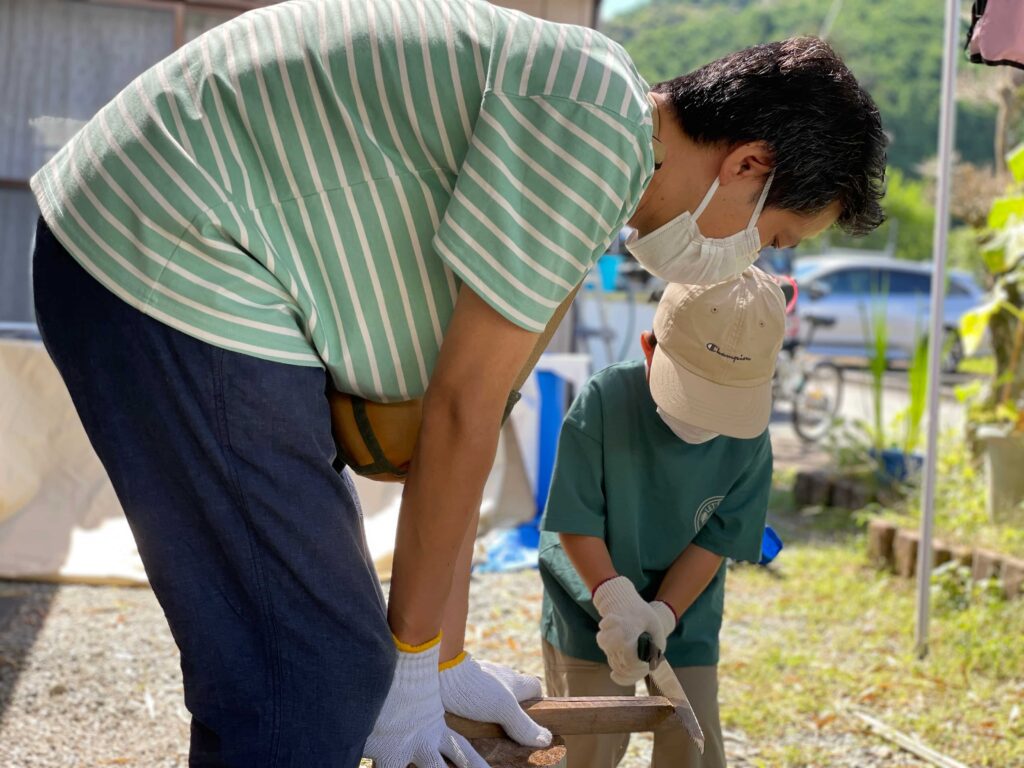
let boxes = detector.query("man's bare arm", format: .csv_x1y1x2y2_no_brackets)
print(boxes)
387,286,538,645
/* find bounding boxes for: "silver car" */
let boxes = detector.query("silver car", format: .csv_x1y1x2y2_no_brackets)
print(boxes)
792,252,987,371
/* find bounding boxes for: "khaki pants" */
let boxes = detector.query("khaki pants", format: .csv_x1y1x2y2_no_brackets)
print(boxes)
542,640,726,768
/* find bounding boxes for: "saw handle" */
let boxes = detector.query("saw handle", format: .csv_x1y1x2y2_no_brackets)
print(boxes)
637,632,664,671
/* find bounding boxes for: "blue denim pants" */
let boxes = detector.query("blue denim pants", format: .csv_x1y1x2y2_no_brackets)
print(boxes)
31,218,396,767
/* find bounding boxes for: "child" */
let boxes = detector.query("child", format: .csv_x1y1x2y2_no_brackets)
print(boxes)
538,267,786,768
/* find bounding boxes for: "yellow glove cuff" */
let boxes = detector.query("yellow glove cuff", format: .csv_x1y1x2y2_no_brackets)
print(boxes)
438,650,467,672
392,631,442,654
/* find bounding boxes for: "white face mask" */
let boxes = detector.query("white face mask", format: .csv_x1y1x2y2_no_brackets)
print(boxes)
657,407,719,444
627,170,775,285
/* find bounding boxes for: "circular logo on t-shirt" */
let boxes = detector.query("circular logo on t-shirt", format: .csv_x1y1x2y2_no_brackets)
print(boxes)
694,496,724,532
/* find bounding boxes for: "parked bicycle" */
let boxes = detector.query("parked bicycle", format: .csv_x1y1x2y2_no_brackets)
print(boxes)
773,314,845,442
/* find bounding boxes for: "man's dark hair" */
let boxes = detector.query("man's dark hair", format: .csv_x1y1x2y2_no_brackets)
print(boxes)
655,37,887,236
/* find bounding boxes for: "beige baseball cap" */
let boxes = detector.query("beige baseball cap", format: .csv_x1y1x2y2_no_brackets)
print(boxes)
649,267,786,439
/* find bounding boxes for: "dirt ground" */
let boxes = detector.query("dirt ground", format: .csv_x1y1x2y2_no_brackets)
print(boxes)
0,429,945,767
0,566,941,768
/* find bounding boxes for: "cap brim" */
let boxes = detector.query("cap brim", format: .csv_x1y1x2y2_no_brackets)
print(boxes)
649,347,771,439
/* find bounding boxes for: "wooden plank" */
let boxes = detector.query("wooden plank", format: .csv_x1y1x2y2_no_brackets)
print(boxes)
1003,556,1024,599
867,518,898,569
445,696,677,738
894,529,920,578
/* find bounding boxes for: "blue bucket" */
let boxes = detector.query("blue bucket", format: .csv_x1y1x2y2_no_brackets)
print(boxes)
759,526,784,565
596,254,623,292
870,449,924,483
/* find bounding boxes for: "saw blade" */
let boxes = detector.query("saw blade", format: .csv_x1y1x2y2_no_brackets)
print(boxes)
645,660,706,754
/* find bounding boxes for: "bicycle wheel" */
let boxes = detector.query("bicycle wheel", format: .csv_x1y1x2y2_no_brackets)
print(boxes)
792,362,843,442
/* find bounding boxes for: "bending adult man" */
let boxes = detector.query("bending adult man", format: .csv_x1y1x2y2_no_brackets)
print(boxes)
29,0,886,765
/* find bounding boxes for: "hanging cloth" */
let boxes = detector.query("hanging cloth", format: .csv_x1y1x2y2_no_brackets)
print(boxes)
967,0,1024,70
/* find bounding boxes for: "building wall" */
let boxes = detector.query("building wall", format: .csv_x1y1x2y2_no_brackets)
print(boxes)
0,0,202,324
494,0,597,26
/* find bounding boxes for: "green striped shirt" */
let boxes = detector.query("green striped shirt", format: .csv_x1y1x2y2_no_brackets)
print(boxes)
31,0,654,401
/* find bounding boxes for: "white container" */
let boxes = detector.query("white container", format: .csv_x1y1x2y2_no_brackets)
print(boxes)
978,424,1024,524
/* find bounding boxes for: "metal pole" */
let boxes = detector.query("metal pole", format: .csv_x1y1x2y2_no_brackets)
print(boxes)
915,0,960,659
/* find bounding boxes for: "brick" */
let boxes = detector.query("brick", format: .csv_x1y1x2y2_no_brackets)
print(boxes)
830,478,872,510
794,471,832,507
972,550,1003,582
848,482,873,510
950,545,973,568
893,530,920,578
793,472,814,506
932,542,954,568
1001,557,1024,600
867,519,898,570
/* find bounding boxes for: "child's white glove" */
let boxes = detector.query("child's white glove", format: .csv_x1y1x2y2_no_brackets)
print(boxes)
440,652,552,747
592,576,677,686
364,635,488,768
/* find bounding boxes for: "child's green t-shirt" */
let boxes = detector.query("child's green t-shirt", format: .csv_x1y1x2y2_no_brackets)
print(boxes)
539,359,772,668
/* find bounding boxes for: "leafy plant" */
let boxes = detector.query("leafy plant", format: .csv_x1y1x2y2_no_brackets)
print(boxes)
931,560,1004,614
602,0,1001,178
898,334,929,455
959,143,1024,441
858,276,891,455
807,171,938,260
827,283,928,493
824,417,878,474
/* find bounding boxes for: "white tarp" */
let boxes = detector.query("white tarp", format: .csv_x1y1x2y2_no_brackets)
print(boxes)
0,339,536,585
0,339,145,584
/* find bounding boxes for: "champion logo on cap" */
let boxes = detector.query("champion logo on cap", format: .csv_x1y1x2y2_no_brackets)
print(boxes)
705,342,752,363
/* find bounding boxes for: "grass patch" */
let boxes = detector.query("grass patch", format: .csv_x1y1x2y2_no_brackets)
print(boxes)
719,528,1024,767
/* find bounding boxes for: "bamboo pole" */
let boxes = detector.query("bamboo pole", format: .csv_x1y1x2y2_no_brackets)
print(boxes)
853,710,970,768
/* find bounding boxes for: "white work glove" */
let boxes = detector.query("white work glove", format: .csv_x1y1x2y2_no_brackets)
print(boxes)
592,576,677,686
364,635,489,768
440,652,552,748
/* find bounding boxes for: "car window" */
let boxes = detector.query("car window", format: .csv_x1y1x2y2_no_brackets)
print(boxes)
948,279,972,297
818,268,878,294
886,270,931,295
794,263,821,280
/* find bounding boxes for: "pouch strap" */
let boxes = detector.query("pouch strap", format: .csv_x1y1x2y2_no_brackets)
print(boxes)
336,397,409,478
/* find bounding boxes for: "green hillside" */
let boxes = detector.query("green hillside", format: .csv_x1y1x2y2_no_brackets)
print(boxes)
601,0,998,176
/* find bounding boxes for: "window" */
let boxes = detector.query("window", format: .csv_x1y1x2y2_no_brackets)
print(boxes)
0,0,179,323
185,7,236,43
886,270,932,295
0,188,39,322
819,268,879,295
948,279,972,297
0,0,267,325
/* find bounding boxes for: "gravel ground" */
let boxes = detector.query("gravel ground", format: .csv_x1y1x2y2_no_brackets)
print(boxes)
0,568,937,768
